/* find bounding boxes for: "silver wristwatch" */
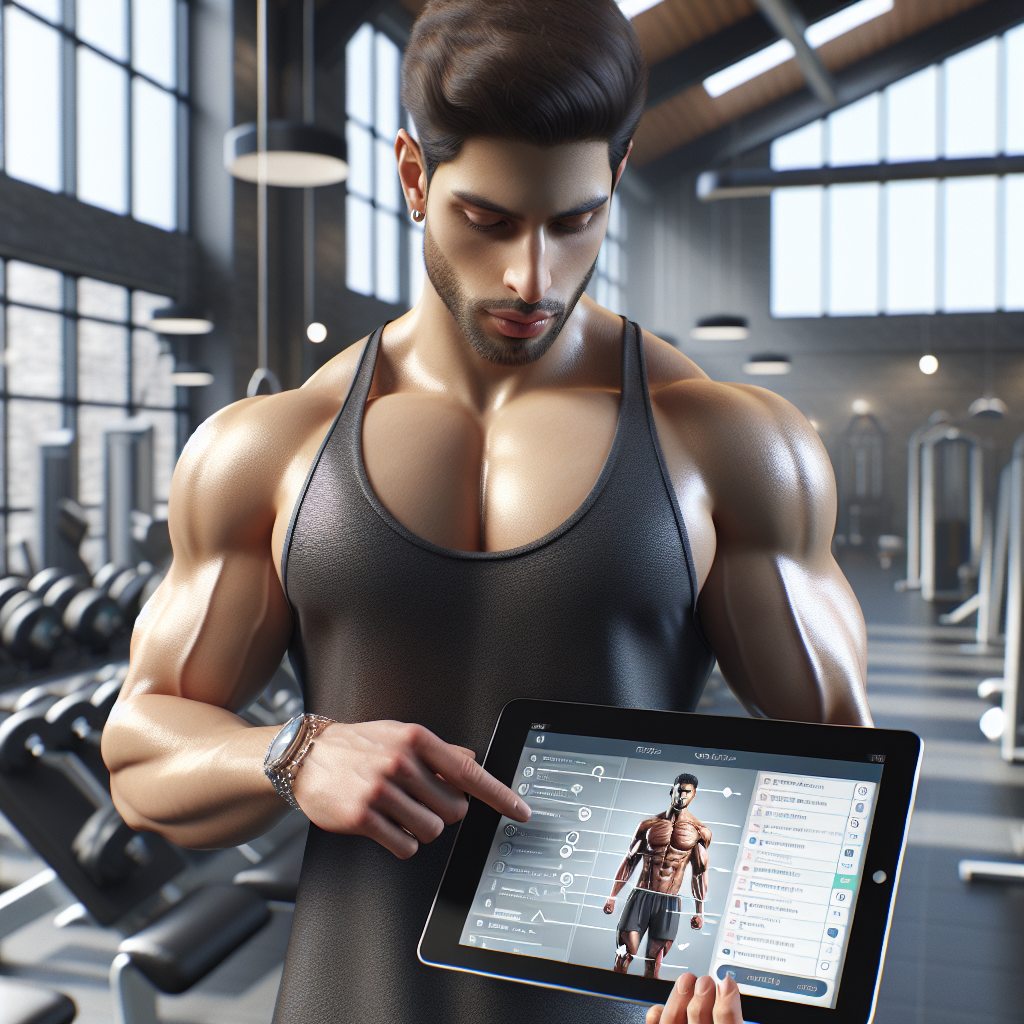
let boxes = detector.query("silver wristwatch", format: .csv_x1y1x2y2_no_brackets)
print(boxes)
263,713,335,811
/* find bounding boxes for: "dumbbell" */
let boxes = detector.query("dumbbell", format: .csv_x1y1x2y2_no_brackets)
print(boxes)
106,562,157,622
93,562,129,594
28,566,126,653
0,575,63,666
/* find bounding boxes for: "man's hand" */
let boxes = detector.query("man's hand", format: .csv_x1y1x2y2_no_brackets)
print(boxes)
646,974,742,1024
292,720,531,858
691,914,703,930
603,898,615,915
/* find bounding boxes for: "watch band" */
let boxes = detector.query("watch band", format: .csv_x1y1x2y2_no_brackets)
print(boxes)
264,713,335,812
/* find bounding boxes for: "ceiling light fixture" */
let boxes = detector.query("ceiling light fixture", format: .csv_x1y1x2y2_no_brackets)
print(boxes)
224,121,348,188
919,354,938,375
148,303,214,335
703,0,893,98
852,399,870,415
743,354,791,375
691,315,750,341
169,363,214,387
306,322,327,343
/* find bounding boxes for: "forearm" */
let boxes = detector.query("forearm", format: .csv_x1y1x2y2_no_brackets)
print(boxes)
691,870,707,907
103,693,288,849
609,855,637,897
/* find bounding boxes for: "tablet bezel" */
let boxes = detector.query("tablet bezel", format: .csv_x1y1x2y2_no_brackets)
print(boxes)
419,699,921,1024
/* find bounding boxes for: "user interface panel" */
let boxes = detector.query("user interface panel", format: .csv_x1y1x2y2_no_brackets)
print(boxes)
459,730,883,1010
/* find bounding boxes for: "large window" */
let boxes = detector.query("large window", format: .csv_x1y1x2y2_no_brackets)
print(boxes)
2,0,186,231
0,259,185,573
346,23,409,305
770,26,1024,318
588,194,626,315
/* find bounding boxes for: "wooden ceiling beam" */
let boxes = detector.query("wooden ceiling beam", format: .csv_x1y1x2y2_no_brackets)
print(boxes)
640,0,1024,185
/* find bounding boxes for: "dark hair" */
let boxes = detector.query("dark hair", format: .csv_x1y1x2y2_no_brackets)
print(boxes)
402,0,647,181
674,773,698,789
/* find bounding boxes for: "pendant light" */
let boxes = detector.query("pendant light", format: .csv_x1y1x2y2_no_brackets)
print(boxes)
226,0,347,397
691,315,749,341
743,354,791,375
149,303,214,335
224,122,348,188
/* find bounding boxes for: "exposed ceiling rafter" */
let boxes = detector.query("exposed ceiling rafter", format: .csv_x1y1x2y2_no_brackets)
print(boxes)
640,0,1024,185
645,0,857,110
754,0,837,107
697,154,1024,199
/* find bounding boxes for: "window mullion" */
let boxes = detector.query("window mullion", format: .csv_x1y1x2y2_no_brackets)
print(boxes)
125,0,133,219
61,0,75,195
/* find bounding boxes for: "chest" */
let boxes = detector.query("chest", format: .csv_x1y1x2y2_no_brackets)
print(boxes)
362,388,621,553
646,819,700,854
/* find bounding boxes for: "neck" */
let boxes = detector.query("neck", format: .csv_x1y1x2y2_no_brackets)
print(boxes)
380,281,620,417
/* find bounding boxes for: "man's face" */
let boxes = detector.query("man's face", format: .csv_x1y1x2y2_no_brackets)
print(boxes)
670,783,696,810
422,137,614,365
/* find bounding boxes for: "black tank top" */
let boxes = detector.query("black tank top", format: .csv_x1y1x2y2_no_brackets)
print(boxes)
274,320,715,1023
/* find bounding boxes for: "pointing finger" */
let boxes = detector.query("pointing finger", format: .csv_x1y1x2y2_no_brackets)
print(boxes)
412,727,530,821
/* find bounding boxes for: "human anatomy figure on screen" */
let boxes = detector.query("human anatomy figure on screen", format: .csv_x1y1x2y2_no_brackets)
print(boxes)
603,773,711,979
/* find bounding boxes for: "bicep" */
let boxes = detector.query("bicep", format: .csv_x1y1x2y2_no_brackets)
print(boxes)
121,412,293,712
126,547,292,711
699,546,869,725
695,389,870,725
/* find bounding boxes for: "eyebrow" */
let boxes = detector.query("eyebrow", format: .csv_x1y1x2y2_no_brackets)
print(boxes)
451,190,609,221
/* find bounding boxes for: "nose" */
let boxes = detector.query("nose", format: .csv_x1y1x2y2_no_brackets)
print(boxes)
502,228,551,305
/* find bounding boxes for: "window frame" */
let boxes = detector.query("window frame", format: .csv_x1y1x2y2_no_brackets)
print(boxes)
769,28,1023,319
0,0,190,232
344,19,415,307
0,257,187,574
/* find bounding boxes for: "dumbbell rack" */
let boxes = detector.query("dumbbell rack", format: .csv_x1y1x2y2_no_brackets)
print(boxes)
0,671,186,927
0,559,166,695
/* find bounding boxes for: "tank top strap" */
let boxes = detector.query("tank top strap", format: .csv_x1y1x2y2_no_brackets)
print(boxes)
338,323,385,447
280,324,384,600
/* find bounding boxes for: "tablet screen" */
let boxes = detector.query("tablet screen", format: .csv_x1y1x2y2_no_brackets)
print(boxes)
458,729,885,1010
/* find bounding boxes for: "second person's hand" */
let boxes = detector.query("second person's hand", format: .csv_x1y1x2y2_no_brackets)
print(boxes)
646,973,743,1024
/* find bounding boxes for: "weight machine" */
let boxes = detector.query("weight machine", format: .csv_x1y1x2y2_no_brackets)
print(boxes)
959,435,1024,883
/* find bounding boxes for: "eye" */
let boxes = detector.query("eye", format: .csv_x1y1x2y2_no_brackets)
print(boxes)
463,210,507,232
553,212,597,235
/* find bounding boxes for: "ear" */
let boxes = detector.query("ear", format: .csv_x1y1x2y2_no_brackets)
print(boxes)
613,140,633,191
396,129,427,219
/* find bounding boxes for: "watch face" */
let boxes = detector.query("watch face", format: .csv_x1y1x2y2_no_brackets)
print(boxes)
267,717,303,766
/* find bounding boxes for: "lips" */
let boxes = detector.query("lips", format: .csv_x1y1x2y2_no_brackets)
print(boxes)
485,310,555,339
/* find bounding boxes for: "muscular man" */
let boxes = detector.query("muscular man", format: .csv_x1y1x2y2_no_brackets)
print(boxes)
604,774,711,978
102,1,870,1021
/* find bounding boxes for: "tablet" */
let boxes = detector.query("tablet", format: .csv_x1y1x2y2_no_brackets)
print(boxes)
419,699,921,1024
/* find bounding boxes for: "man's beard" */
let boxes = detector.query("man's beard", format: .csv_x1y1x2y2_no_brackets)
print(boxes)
423,225,596,366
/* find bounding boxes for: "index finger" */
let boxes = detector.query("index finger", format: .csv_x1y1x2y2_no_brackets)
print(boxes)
412,727,531,822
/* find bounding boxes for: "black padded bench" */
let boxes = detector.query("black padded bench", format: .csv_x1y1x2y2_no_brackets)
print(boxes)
232,828,305,902
111,883,269,1023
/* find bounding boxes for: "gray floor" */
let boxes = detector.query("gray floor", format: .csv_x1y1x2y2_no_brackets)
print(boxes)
2,556,1024,1022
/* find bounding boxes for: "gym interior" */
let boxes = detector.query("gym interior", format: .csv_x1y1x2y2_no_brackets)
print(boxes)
0,1,1022,1022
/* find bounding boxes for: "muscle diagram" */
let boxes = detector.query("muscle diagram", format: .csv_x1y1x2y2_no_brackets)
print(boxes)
602,773,711,979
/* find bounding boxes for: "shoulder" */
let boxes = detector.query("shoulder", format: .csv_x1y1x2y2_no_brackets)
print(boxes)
642,330,834,544
169,340,367,556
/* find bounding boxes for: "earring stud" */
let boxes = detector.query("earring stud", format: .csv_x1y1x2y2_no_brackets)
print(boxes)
411,209,425,222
